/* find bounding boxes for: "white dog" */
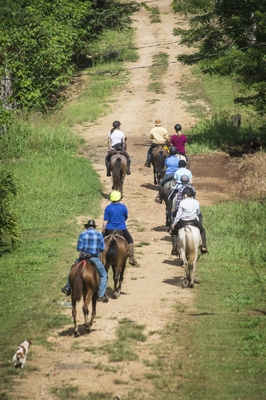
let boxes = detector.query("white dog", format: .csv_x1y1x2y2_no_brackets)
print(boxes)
13,340,31,368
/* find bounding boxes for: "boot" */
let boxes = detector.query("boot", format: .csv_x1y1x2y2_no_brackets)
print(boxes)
128,243,137,265
171,235,178,255
201,231,207,254
105,159,111,176
126,158,131,175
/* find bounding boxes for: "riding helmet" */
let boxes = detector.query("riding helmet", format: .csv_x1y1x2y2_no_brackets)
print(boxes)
174,123,182,131
113,121,121,128
170,146,177,155
183,187,193,197
110,190,122,202
181,174,190,184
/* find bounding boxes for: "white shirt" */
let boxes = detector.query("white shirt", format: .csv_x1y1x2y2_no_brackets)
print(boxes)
173,197,200,225
108,129,125,147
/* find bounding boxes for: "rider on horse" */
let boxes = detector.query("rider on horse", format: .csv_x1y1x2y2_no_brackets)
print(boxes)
171,187,207,254
170,124,189,162
145,119,170,167
102,190,137,266
155,146,180,204
105,121,131,176
61,219,108,302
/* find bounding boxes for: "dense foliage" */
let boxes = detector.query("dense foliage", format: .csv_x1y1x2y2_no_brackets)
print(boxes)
0,169,21,247
172,0,266,112
0,0,139,114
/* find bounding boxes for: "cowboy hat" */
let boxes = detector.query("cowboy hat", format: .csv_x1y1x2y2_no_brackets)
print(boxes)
155,119,162,126
84,219,96,228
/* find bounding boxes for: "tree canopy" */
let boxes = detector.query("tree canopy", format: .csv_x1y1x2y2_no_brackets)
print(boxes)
0,0,138,115
172,0,266,112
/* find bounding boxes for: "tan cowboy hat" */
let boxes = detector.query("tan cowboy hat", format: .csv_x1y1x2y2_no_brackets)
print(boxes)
155,119,162,126
84,219,96,228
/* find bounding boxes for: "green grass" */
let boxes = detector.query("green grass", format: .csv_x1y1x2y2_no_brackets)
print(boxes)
142,201,266,400
148,52,169,94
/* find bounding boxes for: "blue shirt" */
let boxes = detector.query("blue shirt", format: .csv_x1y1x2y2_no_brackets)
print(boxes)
165,156,179,175
104,202,128,230
174,167,192,186
77,228,105,257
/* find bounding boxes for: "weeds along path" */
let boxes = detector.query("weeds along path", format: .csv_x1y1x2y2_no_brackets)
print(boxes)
14,1,239,399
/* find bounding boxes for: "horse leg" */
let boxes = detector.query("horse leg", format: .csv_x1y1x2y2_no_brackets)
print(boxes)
72,301,79,337
117,262,126,296
90,293,97,327
83,292,92,332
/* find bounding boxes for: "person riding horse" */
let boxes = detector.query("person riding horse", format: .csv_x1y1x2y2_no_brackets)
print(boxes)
105,120,131,176
155,146,180,204
170,123,189,162
145,119,170,168
61,219,108,302
171,187,207,254
102,190,137,266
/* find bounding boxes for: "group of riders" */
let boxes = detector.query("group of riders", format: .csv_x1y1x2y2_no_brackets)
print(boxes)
61,119,207,301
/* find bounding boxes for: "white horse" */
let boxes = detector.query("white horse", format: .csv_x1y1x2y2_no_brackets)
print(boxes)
177,225,202,288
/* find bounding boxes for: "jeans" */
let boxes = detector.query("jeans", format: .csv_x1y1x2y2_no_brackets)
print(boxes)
65,257,107,298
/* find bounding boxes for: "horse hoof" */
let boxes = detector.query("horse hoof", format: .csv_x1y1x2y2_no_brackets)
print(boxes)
182,279,189,288
74,331,80,338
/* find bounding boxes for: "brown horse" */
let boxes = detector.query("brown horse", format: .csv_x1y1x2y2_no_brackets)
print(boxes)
101,232,129,299
151,146,168,185
110,153,127,193
69,260,99,337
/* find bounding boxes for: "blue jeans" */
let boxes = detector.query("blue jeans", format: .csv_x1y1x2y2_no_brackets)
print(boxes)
65,257,107,298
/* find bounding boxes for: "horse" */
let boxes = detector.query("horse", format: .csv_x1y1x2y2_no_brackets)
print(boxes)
161,179,176,229
110,153,127,193
177,225,202,288
101,231,129,299
69,259,99,337
151,145,168,185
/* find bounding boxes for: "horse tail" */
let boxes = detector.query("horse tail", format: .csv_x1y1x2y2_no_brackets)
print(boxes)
113,157,122,188
158,150,165,175
72,263,84,302
106,236,119,265
185,226,196,268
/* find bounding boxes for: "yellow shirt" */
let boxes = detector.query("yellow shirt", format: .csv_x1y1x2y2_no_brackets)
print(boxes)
150,126,169,144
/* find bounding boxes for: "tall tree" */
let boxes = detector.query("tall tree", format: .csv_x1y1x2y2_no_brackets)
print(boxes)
172,0,266,111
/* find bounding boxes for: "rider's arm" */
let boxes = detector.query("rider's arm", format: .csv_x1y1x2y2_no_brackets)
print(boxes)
108,136,112,150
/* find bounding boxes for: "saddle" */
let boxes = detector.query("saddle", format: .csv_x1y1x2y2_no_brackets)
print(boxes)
106,229,124,239
79,251,93,260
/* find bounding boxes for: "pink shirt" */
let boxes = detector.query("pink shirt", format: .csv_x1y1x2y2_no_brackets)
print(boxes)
171,134,187,154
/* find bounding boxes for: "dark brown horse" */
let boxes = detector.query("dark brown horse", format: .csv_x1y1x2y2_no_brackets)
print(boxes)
101,232,129,299
110,153,127,193
151,146,168,185
69,260,99,337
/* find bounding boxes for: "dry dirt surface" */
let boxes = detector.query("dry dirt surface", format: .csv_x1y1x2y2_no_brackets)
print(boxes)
14,1,241,399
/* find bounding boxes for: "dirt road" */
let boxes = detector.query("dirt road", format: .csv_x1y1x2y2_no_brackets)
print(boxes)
15,2,239,398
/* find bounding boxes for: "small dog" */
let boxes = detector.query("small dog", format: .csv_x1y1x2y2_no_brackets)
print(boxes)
13,340,32,368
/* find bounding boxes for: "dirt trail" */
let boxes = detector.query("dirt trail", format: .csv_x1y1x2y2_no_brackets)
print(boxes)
14,2,239,399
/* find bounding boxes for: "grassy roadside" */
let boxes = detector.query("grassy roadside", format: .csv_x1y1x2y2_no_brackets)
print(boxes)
141,202,266,400
0,27,137,398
